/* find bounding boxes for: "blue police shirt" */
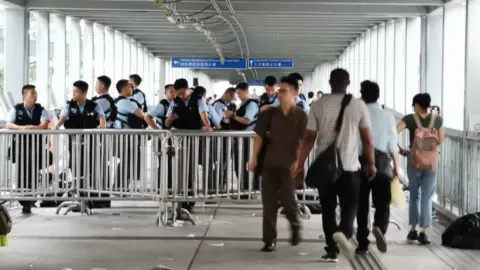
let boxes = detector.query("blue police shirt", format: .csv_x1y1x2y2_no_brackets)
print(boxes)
240,100,259,131
60,101,105,118
115,98,140,129
148,100,171,129
271,95,310,114
7,105,49,123
208,105,222,127
132,90,145,104
94,94,112,124
213,99,229,118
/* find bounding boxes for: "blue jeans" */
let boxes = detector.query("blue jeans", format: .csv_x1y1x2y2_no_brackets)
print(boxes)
406,158,437,228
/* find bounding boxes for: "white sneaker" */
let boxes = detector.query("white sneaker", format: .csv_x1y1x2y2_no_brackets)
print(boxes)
333,232,355,260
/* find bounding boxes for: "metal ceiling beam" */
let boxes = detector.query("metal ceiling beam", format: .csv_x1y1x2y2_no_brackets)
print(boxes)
27,0,428,15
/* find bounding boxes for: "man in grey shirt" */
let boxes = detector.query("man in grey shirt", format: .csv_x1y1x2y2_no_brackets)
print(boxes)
296,69,376,262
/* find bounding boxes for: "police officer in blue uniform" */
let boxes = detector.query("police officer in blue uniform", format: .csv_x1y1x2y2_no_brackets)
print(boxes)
259,76,278,108
261,73,309,114
212,87,236,130
192,86,222,129
227,82,260,192
164,79,212,213
6,85,51,214
165,79,212,130
144,84,176,195
145,84,176,130
114,79,145,192
93,75,116,128
56,80,106,209
129,74,148,113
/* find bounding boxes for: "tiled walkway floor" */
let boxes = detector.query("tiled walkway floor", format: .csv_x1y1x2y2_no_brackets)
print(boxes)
0,202,478,270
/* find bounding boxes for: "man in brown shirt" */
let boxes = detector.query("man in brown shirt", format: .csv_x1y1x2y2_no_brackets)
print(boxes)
249,75,307,252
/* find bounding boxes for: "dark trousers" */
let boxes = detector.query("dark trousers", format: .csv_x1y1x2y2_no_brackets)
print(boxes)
261,166,301,243
16,156,37,208
356,173,392,247
320,171,360,253
234,138,259,191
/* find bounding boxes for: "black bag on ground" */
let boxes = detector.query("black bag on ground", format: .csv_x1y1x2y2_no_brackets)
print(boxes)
305,94,352,197
442,212,480,249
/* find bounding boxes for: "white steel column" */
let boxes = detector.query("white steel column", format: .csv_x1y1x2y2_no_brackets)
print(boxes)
105,27,115,83
123,36,131,77
158,58,166,100
465,0,480,131
52,14,66,108
83,20,94,98
93,23,105,77
114,30,123,83
4,8,28,104
131,40,137,74
137,45,144,76
69,17,81,97
36,12,50,108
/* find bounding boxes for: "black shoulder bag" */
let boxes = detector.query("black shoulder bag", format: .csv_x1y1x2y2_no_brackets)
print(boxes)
255,109,275,174
305,94,353,195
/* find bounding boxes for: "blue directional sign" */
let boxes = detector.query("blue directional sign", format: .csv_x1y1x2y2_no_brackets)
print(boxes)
248,59,294,69
248,79,265,86
171,57,247,69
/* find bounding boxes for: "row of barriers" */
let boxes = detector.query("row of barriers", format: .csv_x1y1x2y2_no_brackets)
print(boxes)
0,129,319,226
1,116,479,225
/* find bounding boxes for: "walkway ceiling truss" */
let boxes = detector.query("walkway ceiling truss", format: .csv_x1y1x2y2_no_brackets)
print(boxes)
23,0,443,81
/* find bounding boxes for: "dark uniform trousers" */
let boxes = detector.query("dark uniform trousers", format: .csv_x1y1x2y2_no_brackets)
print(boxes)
356,172,392,248
261,165,301,243
320,171,361,253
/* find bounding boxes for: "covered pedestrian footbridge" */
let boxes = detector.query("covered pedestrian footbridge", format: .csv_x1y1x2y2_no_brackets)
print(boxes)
1,0,480,269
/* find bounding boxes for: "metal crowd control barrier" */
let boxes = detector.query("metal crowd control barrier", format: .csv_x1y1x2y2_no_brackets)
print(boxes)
157,131,320,226
0,129,170,216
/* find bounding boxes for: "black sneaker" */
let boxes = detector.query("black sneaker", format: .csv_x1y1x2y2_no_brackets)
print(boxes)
407,230,419,243
261,243,276,252
320,253,338,263
290,230,301,246
418,232,431,245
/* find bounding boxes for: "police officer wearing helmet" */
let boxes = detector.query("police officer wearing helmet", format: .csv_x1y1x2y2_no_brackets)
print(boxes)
56,80,106,209
145,84,176,130
6,85,51,214
93,75,116,128
259,76,278,108
227,82,260,192
261,73,309,114
114,79,145,194
129,74,148,113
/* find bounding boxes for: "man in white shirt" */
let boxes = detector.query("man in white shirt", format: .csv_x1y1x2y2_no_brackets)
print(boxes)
296,68,376,262
356,80,399,255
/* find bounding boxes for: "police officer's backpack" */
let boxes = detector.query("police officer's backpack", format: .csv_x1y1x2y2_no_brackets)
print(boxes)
0,203,12,236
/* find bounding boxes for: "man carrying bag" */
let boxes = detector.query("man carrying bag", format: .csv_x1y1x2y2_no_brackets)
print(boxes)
295,69,376,262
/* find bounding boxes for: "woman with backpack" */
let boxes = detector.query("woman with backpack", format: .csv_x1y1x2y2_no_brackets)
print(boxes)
397,93,444,245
